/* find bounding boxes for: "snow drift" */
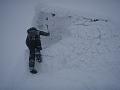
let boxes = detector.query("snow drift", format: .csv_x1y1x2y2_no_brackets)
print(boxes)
0,0,120,90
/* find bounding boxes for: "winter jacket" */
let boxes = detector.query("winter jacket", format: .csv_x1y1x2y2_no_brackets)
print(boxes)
26,27,50,50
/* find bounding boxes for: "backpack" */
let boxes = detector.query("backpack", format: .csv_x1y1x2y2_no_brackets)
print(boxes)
27,29,41,48
28,30,40,41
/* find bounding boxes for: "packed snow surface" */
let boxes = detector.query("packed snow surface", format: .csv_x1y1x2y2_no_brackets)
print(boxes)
0,0,120,90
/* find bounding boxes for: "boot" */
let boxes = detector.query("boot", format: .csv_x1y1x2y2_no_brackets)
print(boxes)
30,69,38,74
29,67,38,74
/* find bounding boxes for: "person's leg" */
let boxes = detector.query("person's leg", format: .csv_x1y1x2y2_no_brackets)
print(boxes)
35,47,42,63
29,48,37,74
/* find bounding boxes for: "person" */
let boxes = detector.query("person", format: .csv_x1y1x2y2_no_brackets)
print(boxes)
26,27,50,74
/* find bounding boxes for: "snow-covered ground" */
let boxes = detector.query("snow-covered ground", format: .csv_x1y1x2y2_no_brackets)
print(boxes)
0,0,120,90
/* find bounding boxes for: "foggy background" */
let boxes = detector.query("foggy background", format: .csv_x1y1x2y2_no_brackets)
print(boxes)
0,0,120,90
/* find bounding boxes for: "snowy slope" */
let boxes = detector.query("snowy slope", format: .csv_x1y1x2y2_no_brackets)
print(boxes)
0,0,120,90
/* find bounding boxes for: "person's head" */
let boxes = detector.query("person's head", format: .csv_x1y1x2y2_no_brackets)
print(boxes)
27,27,37,34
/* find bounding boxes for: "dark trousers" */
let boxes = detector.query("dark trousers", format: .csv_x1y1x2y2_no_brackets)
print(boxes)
29,46,42,70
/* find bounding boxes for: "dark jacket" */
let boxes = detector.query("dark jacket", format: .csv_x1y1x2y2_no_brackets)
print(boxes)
26,27,50,50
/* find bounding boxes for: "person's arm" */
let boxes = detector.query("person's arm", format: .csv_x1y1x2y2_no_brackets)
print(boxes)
39,31,50,36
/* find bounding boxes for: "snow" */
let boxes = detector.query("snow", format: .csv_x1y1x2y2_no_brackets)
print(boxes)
0,0,120,90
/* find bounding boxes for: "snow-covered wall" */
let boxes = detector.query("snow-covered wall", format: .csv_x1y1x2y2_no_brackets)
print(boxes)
0,0,120,90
